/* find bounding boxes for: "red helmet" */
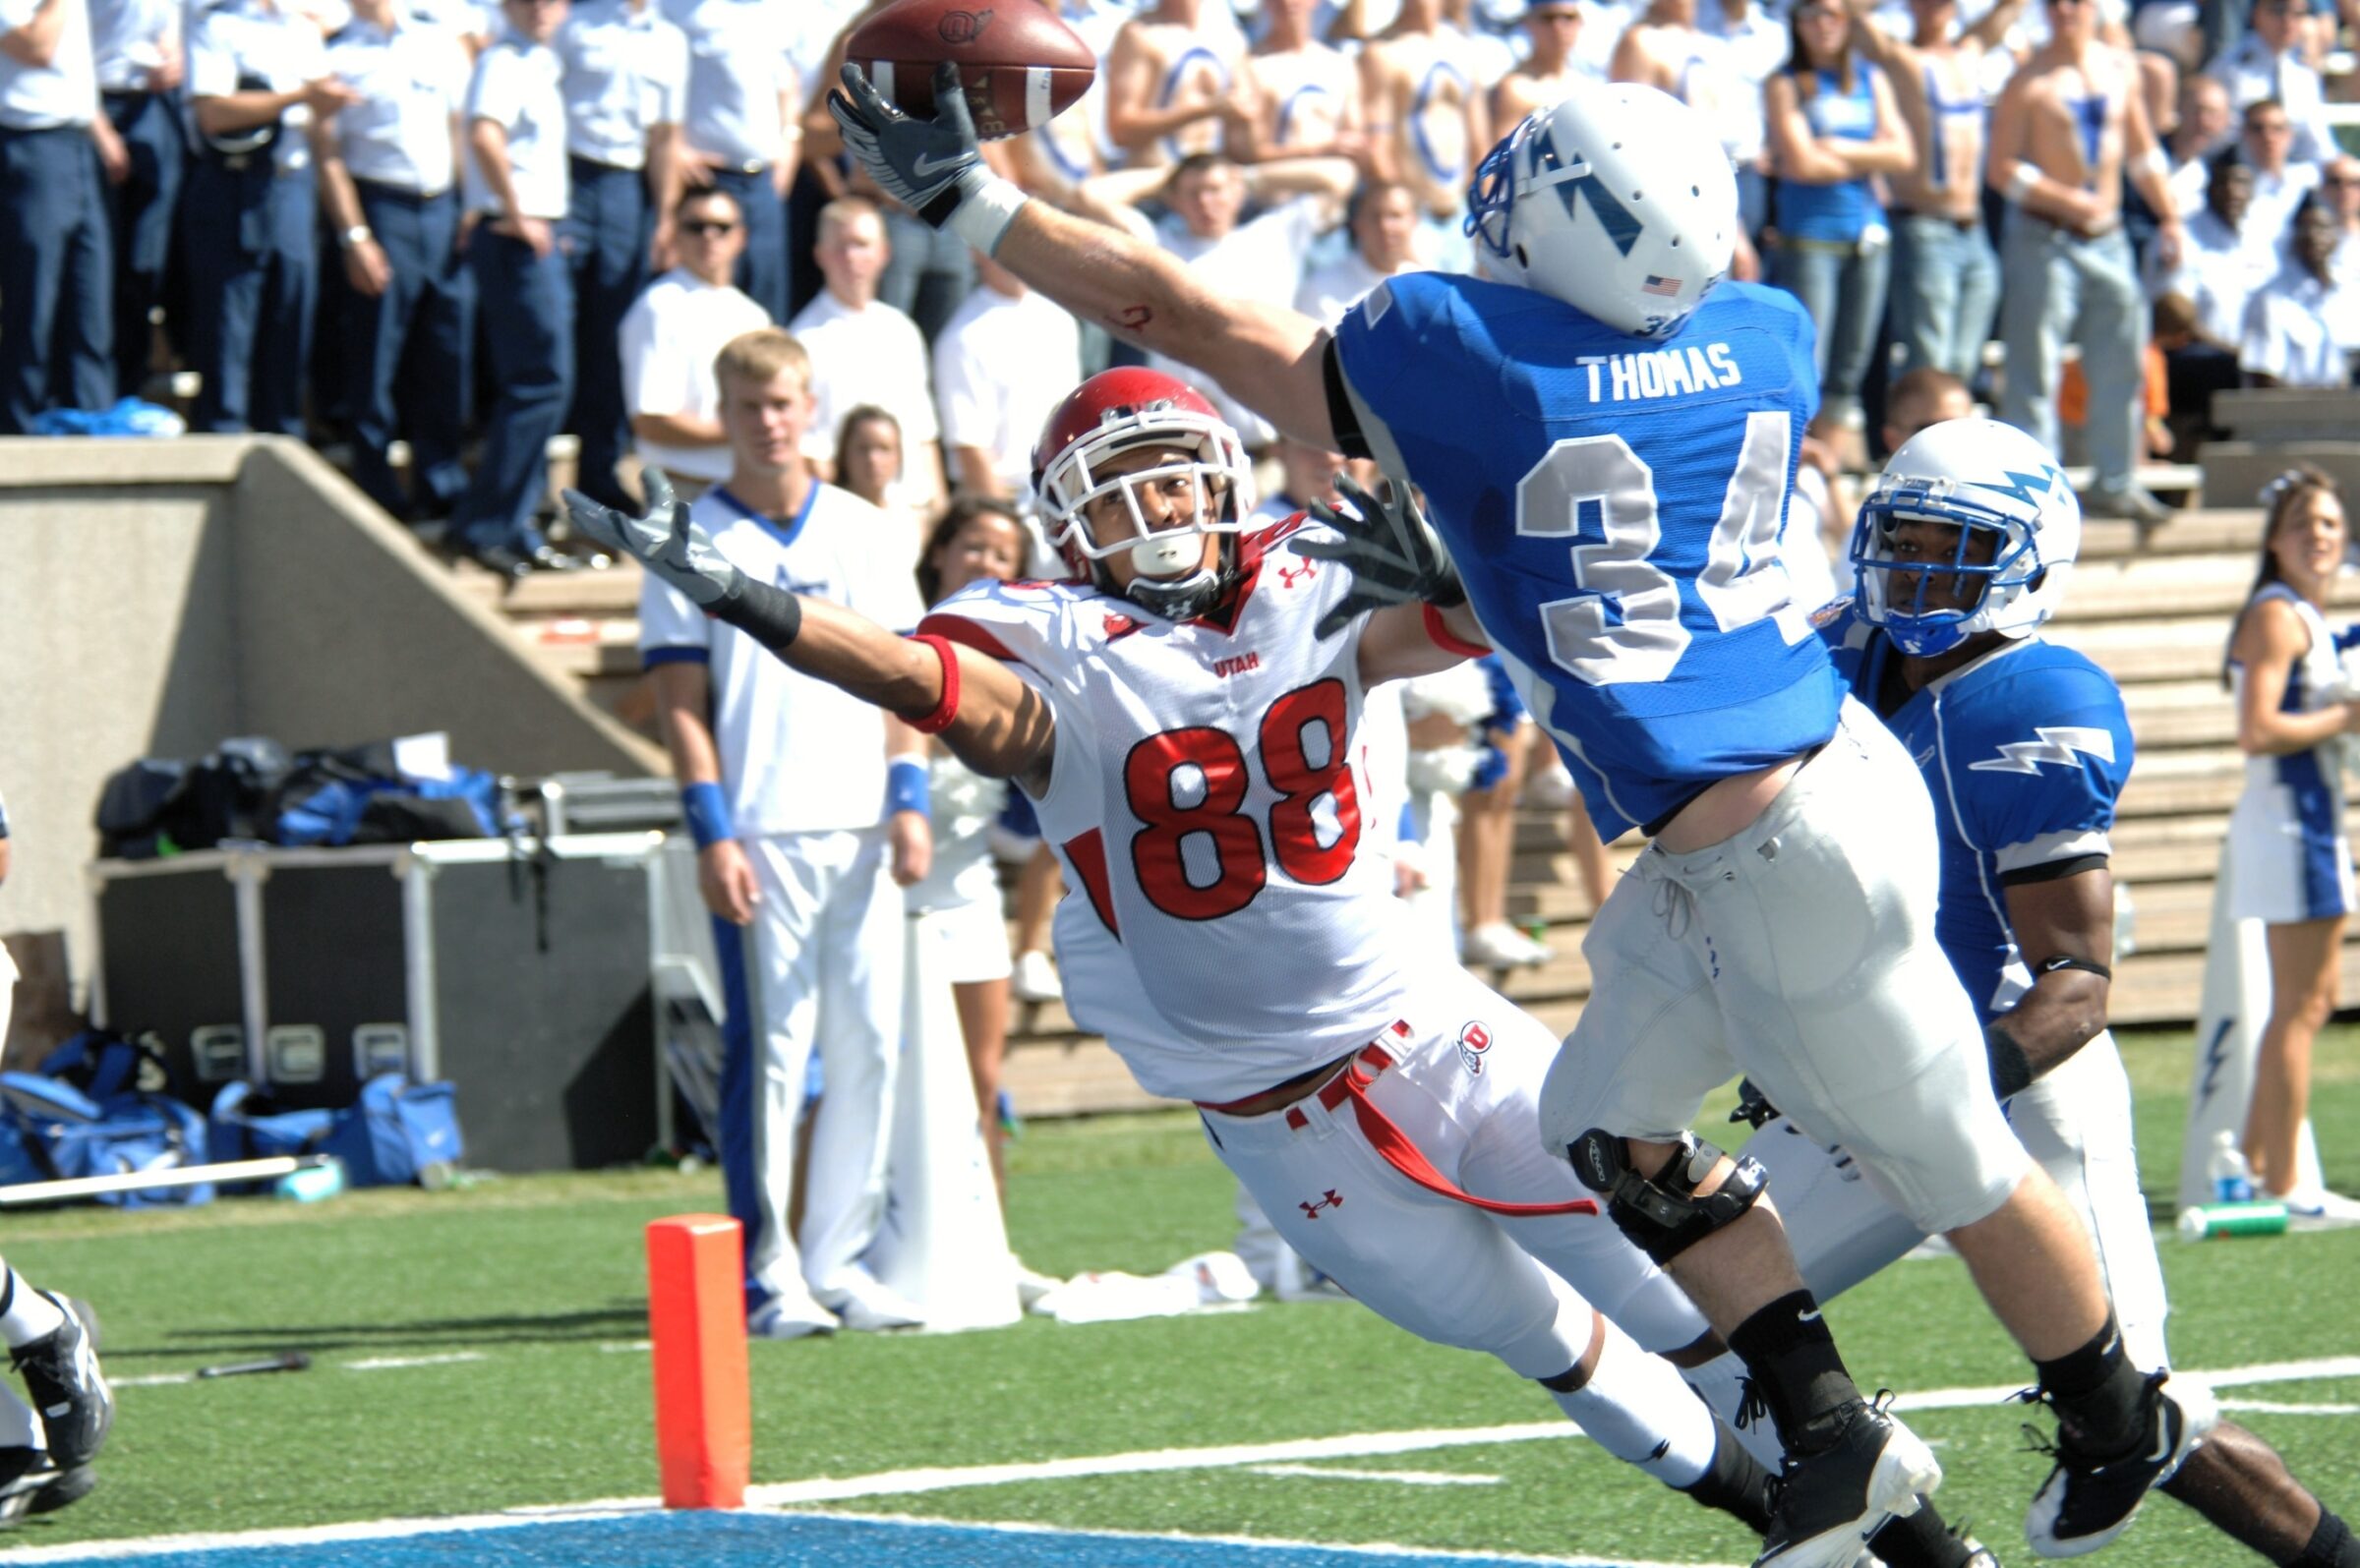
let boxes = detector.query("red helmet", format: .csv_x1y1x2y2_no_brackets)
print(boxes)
1030,368,1257,611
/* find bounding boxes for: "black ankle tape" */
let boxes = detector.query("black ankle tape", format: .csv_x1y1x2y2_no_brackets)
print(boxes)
2294,1509,2359,1568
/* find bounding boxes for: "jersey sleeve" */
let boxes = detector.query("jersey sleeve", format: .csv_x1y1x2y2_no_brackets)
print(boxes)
914,579,1094,699
1327,271,1468,469
638,570,711,668
1940,655,2134,881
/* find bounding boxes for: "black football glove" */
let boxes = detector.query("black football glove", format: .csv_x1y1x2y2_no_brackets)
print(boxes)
827,61,989,227
1290,472,1467,639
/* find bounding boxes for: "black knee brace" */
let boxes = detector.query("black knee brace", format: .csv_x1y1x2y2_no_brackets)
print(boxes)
1567,1129,1768,1265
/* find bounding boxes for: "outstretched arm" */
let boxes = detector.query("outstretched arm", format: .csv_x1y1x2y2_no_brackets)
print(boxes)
569,478,1057,782
828,62,1341,451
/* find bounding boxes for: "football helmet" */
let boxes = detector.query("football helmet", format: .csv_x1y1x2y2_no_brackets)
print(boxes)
1032,367,1256,619
1852,417,2083,658
1464,82,1738,339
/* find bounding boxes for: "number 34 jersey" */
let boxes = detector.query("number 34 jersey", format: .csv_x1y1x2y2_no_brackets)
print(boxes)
917,520,1422,1103
1332,272,1846,842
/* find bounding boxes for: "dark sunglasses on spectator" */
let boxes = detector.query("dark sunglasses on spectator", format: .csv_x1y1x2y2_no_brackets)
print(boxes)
2329,173,2360,187
682,218,739,237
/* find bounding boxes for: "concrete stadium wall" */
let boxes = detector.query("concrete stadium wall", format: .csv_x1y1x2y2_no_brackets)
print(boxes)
0,436,659,997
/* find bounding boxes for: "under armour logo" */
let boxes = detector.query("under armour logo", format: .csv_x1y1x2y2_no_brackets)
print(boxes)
1276,560,1316,588
1300,1190,1344,1219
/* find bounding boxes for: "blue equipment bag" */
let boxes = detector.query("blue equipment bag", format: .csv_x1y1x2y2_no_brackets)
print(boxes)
320,1075,463,1187
0,1071,212,1207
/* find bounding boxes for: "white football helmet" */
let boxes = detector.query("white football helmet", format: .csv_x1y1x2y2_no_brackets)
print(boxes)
1852,417,2083,658
1463,82,1739,339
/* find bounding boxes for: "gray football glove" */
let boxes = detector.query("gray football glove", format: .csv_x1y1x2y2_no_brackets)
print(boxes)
561,469,743,610
827,61,987,225
1290,472,1467,639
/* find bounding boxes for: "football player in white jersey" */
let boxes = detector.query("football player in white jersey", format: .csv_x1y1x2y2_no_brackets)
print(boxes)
574,367,1800,1548
637,327,934,1340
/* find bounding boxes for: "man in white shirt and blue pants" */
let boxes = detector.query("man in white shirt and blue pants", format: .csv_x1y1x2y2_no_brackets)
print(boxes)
0,0,116,432
556,0,682,511
317,0,474,521
455,0,578,574
636,326,933,1338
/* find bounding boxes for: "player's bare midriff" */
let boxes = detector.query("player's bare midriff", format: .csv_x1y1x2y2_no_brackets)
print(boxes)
1652,753,1809,854
1197,1049,1361,1117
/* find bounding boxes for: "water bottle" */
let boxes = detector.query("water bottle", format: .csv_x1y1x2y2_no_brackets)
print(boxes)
2177,1201,2290,1240
2208,1130,2256,1204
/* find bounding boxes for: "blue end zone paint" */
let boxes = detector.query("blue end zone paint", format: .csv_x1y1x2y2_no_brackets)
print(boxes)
22,1514,1657,1568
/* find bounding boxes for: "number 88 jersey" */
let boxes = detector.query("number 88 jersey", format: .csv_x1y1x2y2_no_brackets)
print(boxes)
1332,272,1847,842
916,518,1420,1103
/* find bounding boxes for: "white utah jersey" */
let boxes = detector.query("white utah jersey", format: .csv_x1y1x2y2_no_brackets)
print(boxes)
917,519,1434,1102
640,483,925,836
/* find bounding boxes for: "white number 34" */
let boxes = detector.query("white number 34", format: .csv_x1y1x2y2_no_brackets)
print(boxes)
1513,412,1812,686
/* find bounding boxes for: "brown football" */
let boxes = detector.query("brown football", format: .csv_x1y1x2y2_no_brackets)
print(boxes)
846,0,1097,141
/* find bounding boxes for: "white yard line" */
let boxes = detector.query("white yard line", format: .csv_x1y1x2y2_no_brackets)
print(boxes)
345,1353,487,1371
1248,1465,1504,1485
41,1353,2359,1566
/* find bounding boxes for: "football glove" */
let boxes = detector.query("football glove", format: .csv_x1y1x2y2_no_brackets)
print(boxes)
565,473,812,649
1289,471,1466,639
827,61,1028,253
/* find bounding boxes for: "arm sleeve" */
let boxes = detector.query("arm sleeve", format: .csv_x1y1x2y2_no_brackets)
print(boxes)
185,15,237,97
645,22,688,125
932,324,994,452
619,296,680,415
915,580,1092,700
2239,291,2288,379
466,46,519,127
893,317,940,444
638,562,712,666
1942,662,2134,879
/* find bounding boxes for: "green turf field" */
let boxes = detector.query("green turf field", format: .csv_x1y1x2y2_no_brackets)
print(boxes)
4,1024,2357,1564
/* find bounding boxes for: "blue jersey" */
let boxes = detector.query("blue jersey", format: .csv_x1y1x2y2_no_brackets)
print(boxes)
1825,606,2135,1024
1332,271,1843,841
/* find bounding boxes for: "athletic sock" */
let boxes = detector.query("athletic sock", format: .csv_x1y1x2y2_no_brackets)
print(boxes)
2292,1509,2360,1568
1542,1319,1717,1488
0,1269,64,1351
1869,1501,1974,1568
1674,1421,1778,1535
1726,1290,1861,1455
0,1388,37,1449
2032,1312,2146,1457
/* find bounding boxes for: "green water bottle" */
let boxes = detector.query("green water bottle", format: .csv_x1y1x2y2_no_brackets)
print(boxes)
2176,1200,2290,1240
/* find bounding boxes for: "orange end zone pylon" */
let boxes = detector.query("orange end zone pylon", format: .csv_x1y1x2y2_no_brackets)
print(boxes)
646,1214,752,1509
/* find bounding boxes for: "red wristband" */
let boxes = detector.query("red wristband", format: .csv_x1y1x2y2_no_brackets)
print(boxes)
1423,601,1490,658
907,634,962,734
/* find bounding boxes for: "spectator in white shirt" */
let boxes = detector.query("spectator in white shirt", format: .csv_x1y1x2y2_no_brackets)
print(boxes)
619,184,770,486
2324,155,2360,343
2237,97,2320,251
659,0,796,320
1294,177,1421,327
2163,72,2233,216
1104,148,1351,449
452,0,578,574
788,196,944,514
2148,153,2277,346
931,251,1082,499
2207,0,2336,165
2243,194,2356,386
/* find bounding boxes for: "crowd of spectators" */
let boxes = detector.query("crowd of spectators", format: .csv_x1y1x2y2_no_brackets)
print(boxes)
2,0,2353,571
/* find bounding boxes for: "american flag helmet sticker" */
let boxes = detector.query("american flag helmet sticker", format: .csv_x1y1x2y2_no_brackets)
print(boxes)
1641,274,1681,297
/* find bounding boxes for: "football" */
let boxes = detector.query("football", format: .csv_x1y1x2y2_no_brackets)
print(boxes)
845,0,1097,141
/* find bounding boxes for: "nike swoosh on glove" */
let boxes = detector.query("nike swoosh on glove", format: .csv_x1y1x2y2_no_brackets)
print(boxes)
561,469,744,610
1289,471,1467,638
827,60,985,223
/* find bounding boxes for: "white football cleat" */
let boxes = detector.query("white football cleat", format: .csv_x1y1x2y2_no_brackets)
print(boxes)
748,1293,838,1340
1461,921,1551,968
